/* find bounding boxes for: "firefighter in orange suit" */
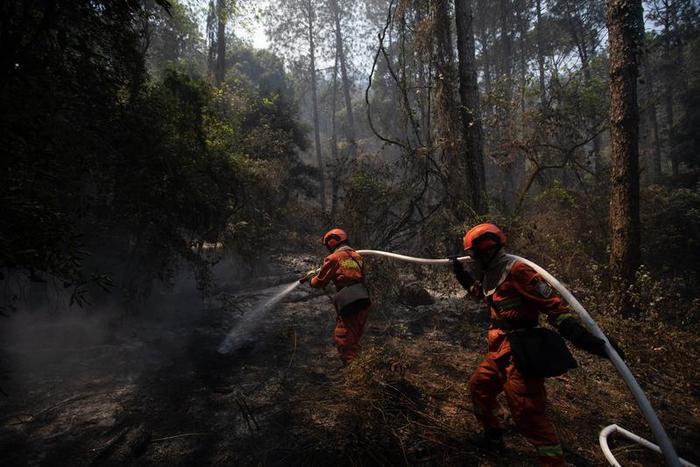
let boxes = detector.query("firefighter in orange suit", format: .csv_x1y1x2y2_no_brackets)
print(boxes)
302,228,370,365
453,223,622,466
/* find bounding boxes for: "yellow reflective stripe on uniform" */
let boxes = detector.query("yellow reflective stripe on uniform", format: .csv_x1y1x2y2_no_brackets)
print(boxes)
536,444,563,457
339,258,362,269
493,296,524,311
555,313,575,326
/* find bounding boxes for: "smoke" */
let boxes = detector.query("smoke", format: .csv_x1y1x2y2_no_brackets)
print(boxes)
218,280,302,354
0,253,258,394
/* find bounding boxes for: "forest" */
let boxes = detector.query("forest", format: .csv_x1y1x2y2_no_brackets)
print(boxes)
1,0,699,466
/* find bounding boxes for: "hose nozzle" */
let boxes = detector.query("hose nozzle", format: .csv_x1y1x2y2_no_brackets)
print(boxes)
299,267,320,284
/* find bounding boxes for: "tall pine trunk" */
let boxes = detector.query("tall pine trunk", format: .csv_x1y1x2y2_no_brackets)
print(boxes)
214,0,226,86
643,60,662,183
307,1,326,211
663,17,677,177
536,0,546,104
607,0,643,314
455,0,487,214
432,0,462,203
330,50,340,221
499,0,516,208
330,0,357,157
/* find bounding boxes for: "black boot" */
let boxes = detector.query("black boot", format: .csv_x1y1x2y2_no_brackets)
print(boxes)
470,428,505,453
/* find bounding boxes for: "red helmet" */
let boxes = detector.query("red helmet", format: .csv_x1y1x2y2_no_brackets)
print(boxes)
322,228,348,250
463,223,506,251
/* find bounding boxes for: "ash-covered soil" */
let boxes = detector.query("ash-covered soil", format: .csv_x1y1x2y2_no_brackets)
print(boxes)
1,254,698,466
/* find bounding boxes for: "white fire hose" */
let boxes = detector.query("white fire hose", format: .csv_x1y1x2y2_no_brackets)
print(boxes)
356,250,687,467
599,424,696,467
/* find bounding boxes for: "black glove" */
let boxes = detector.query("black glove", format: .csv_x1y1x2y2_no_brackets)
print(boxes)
605,335,626,361
557,317,608,358
451,258,475,290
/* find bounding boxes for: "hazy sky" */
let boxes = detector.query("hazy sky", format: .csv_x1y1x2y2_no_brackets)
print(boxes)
252,25,269,49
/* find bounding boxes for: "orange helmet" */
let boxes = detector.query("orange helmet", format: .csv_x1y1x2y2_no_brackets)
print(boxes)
463,223,506,251
322,228,348,250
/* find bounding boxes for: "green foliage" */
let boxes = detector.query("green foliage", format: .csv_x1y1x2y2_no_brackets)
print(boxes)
0,1,313,307
641,185,700,282
146,0,206,76
673,34,700,175
1,0,153,299
341,160,413,248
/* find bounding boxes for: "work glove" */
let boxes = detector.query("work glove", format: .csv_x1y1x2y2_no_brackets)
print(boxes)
299,268,319,284
450,257,475,290
557,317,622,360
604,335,626,361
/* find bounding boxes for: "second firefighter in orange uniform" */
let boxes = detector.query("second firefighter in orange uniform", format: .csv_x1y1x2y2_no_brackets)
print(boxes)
304,228,370,365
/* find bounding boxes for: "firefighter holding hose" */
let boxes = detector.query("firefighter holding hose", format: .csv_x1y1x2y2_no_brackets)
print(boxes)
453,223,623,466
300,228,371,365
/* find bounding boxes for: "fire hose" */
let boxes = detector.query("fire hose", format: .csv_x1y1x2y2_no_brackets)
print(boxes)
353,250,688,467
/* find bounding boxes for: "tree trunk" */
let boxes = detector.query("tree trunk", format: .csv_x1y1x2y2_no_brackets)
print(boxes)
499,0,516,208
330,49,340,221
307,1,326,211
455,0,487,214
499,0,513,79
330,0,357,157
643,60,662,183
649,98,662,183
432,0,463,206
516,0,527,115
214,0,226,86
536,0,546,103
416,4,432,148
582,62,603,181
663,18,677,177
607,0,643,314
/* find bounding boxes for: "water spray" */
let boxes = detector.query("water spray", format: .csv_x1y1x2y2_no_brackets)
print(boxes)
218,280,302,354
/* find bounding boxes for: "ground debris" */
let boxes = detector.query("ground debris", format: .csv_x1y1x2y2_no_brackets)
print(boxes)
1,255,698,466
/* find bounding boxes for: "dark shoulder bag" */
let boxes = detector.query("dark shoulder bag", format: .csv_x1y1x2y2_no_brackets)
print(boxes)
333,251,371,317
506,327,578,378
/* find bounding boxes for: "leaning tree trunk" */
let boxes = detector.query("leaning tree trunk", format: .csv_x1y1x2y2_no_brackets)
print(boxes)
455,0,487,215
307,1,326,211
607,0,643,314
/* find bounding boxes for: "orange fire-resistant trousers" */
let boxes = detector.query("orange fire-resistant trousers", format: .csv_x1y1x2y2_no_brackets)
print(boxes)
469,354,566,466
334,307,369,365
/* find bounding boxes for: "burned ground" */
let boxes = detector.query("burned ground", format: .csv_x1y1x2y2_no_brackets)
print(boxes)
1,254,699,466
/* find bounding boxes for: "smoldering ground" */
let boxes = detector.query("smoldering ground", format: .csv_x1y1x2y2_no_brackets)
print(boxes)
0,252,327,465
2,251,699,467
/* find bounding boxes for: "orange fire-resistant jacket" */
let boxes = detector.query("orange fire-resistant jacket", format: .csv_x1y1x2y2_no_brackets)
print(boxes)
477,261,574,359
310,246,365,291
